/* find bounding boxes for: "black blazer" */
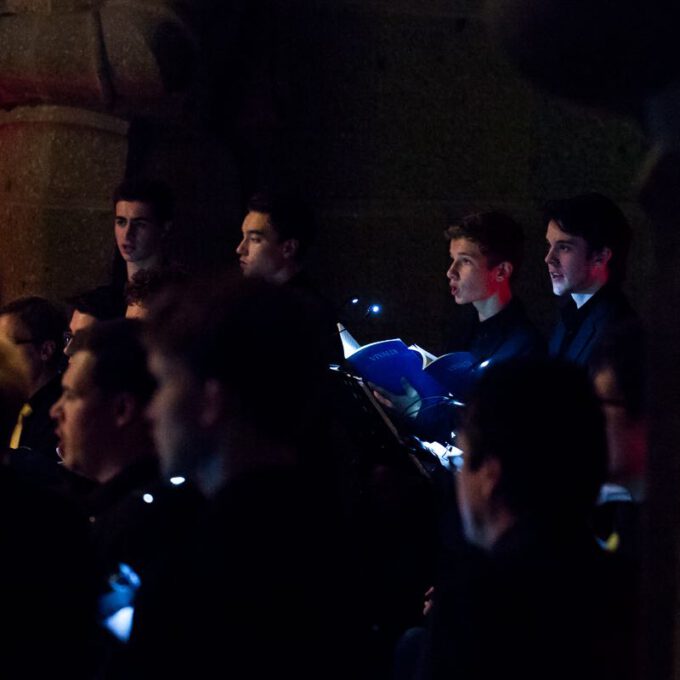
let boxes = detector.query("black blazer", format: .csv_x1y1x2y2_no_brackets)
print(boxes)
549,285,639,367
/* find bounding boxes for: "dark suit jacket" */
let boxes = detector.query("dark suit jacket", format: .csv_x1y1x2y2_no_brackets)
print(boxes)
422,518,638,680
125,466,356,680
288,270,343,364
549,284,639,367
0,463,102,677
467,297,545,365
18,373,63,460
411,298,545,442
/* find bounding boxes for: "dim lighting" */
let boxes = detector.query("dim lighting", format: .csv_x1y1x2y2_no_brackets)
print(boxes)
341,296,384,321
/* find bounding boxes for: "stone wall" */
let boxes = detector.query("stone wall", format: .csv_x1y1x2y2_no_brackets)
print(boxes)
0,106,127,301
0,0,201,303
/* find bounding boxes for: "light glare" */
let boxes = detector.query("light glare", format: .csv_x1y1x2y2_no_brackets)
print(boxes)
104,606,135,643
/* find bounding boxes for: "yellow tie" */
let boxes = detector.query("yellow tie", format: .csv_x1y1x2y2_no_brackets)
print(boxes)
603,531,620,553
9,403,33,449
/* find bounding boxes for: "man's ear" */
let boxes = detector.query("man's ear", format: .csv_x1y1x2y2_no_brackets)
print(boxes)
114,392,139,428
282,238,300,260
495,261,513,283
162,220,173,239
39,339,57,364
592,247,612,267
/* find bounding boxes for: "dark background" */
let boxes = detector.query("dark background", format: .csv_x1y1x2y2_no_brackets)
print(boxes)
137,0,649,352
0,0,652,352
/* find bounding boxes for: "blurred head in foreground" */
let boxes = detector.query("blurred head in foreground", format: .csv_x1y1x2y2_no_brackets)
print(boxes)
144,273,327,496
457,358,607,549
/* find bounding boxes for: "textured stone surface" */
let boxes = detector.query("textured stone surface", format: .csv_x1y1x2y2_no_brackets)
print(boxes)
0,0,198,114
0,0,202,305
100,2,197,116
0,12,105,107
0,106,128,303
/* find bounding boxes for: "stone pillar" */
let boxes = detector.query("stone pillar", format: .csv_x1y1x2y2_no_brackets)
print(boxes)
0,0,200,302
0,105,128,301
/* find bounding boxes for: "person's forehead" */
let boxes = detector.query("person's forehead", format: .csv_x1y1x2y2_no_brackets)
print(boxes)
70,310,97,333
64,350,96,390
242,210,277,236
449,237,485,259
115,200,157,221
546,219,586,245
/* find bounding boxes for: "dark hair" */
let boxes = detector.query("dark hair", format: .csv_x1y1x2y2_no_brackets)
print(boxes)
0,297,67,370
445,211,524,274
145,272,326,445
463,358,607,520
247,190,316,259
67,286,124,321
113,178,175,225
125,266,188,308
70,319,156,405
543,193,631,283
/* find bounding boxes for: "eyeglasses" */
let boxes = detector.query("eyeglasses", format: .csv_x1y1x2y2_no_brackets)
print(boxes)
63,331,74,347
